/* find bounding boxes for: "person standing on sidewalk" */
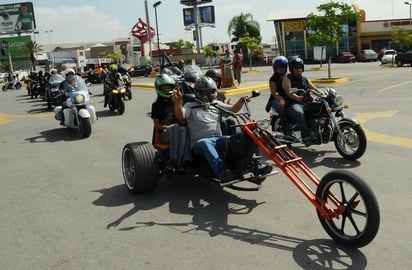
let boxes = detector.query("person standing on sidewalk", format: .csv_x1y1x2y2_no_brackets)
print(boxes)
233,49,243,87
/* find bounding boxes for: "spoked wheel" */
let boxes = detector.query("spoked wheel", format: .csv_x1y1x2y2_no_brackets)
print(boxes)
316,170,380,248
122,142,159,194
334,123,367,160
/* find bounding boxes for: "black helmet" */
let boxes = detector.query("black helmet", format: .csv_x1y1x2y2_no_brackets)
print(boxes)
194,76,217,103
289,57,304,73
205,69,222,88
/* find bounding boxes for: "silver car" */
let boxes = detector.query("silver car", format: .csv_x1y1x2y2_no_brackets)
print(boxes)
381,49,397,64
359,49,378,62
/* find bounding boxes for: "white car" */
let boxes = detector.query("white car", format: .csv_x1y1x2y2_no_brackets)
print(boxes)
381,49,397,64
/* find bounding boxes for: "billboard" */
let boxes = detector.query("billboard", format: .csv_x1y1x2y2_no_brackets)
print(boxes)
183,5,215,26
0,2,36,34
0,36,32,72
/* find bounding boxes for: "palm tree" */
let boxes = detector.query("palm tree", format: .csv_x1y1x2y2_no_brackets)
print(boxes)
227,13,260,42
24,40,43,71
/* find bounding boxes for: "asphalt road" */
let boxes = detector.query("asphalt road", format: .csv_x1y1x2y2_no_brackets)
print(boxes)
0,61,411,269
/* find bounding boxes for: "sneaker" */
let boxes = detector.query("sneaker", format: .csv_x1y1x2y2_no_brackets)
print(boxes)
303,137,313,147
219,169,233,182
258,165,273,175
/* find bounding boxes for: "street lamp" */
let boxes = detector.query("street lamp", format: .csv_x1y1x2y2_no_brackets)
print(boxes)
153,1,162,66
405,2,412,19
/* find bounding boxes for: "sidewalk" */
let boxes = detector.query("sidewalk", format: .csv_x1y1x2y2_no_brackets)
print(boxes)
131,75,269,96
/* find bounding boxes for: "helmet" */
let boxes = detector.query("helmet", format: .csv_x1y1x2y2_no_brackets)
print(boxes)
110,64,118,72
63,68,75,76
50,68,57,74
289,57,304,73
205,69,222,88
154,74,176,98
272,56,288,72
194,76,217,103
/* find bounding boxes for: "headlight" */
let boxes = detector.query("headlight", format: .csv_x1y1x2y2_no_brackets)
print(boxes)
334,95,343,107
75,94,85,103
112,89,119,94
120,88,126,93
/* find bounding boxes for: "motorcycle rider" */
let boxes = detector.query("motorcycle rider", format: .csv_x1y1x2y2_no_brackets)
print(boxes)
174,76,272,182
104,64,123,107
152,74,188,170
282,57,322,147
266,56,289,132
58,68,78,124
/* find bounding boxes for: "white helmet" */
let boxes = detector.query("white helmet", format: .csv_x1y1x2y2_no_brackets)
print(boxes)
63,68,75,76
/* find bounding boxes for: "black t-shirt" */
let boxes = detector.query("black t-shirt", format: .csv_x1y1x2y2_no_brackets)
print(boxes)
151,97,175,126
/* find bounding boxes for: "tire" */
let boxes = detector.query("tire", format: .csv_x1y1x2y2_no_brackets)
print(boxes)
122,142,159,194
79,117,92,138
117,98,125,115
2,85,7,92
316,170,380,248
334,122,367,160
126,89,132,100
397,59,403,67
16,83,21,90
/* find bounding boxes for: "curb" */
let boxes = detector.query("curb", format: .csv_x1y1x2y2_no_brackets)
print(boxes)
311,77,349,84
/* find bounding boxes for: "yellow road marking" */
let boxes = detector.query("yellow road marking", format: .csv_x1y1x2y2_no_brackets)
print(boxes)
356,110,412,148
0,112,53,125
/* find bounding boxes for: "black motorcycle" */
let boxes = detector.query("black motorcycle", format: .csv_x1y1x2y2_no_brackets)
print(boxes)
270,87,367,160
2,81,22,91
106,80,126,115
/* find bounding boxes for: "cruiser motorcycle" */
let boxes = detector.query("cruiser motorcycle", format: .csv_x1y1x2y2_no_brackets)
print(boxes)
121,90,379,248
53,75,97,138
270,87,367,160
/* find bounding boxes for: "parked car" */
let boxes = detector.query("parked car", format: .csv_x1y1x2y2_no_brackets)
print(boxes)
395,49,412,67
128,64,153,77
380,49,397,64
335,52,356,63
358,49,378,62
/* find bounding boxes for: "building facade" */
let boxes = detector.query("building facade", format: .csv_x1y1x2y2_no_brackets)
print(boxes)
268,4,412,60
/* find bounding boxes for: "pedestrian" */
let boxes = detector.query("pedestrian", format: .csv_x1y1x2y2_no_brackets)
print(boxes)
233,49,243,87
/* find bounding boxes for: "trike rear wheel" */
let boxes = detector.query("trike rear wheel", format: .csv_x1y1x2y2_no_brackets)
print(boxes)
122,142,159,194
316,170,380,248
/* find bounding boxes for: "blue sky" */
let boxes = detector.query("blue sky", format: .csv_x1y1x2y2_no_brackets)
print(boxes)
19,0,409,46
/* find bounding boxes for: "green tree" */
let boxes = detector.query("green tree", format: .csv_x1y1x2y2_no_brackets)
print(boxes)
202,45,218,68
239,34,262,71
227,13,260,42
24,40,43,71
306,1,359,78
170,39,195,49
99,51,123,63
391,26,412,48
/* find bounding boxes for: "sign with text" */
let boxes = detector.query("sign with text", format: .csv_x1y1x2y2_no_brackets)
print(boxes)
0,2,36,34
0,35,31,60
183,5,215,26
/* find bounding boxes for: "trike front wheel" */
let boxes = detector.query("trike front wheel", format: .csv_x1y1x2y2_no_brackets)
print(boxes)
316,170,380,248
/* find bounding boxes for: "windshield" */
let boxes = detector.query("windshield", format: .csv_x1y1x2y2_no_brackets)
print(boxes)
61,75,88,92
49,74,65,84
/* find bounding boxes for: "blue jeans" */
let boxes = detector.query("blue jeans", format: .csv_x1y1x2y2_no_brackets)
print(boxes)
193,136,227,178
287,102,311,140
160,124,187,165
193,136,266,178
271,99,287,128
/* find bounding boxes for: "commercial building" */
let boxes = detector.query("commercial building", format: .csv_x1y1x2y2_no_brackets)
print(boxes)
268,4,412,60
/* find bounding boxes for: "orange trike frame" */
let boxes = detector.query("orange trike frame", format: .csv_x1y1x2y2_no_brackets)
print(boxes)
238,119,345,220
